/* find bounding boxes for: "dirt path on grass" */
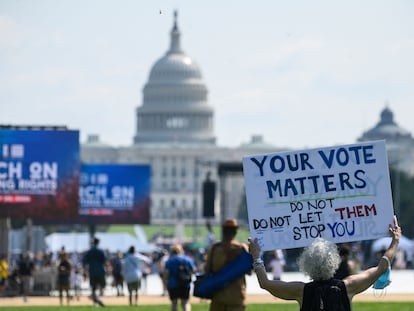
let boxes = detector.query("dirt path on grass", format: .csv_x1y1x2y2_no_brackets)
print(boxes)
1,293,413,307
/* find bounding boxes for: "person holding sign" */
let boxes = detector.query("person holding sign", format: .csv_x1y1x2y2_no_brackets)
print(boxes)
333,245,356,280
248,216,401,311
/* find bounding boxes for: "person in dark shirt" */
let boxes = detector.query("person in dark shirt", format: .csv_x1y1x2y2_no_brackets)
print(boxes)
17,252,34,303
249,216,401,311
57,251,72,305
110,251,124,296
334,244,355,280
83,237,107,307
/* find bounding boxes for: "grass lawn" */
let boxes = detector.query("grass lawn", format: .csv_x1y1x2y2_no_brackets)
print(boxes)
3,302,414,311
108,224,252,244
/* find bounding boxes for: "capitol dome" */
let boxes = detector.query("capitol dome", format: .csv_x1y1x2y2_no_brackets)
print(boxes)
148,53,203,83
134,11,215,145
358,105,414,176
358,106,412,142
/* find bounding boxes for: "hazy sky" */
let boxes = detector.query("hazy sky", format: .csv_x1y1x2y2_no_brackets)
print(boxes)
1,0,413,150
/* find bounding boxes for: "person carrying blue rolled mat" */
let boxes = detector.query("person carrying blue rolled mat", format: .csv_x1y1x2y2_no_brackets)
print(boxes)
204,218,252,311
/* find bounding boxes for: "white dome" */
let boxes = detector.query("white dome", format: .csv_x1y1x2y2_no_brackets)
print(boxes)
359,106,412,141
149,54,203,83
134,11,215,145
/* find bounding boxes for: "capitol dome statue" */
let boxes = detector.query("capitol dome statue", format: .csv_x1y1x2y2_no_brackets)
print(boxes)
134,11,215,145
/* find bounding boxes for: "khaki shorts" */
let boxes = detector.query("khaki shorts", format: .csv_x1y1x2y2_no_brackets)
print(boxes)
127,280,141,291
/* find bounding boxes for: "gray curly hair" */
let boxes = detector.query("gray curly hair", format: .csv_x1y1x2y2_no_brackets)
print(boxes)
297,238,341,281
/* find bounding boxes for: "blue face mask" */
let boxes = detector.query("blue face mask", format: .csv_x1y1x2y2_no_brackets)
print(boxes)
372,267,391,290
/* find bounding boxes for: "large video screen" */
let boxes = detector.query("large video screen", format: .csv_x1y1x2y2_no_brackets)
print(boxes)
0,129,80,220
78,164,150,224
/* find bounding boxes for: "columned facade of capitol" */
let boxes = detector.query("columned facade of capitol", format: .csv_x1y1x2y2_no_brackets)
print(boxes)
81,12,414,227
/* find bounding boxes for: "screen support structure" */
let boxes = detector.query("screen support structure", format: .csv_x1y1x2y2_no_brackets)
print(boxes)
217,162,243,227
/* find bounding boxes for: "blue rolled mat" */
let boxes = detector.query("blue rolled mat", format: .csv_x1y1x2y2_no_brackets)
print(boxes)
193,248,253,298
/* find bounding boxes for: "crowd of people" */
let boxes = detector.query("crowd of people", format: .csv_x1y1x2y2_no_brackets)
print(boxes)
0,216,408,310
0,234,202,307
0,238,156,306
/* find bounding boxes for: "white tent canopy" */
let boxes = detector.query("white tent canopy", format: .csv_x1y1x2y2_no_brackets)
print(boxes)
45,232,157,254
371,235,414,254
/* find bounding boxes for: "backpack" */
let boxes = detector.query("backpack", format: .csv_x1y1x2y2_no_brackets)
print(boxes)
177,262,192,286
302,279,350,311
111,258,122,275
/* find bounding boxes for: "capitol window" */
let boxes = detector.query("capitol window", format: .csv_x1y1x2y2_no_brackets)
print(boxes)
166,116,188,128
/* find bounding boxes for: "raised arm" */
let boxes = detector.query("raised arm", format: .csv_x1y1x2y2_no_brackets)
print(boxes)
344,215,401,299
248,238,304,303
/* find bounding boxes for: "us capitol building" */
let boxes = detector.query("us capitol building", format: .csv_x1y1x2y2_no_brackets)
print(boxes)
81,12,414,226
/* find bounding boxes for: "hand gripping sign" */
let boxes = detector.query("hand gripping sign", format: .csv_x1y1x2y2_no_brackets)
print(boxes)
242,140,394,251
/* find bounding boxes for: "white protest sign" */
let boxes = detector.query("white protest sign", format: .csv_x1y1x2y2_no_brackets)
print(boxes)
242,140,394,251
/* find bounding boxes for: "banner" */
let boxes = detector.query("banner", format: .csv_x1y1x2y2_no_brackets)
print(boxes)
78,164,150,224
242,140,394,251
0,129,80,220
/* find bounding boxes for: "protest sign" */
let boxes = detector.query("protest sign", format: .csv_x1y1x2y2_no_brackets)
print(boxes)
242,140,394,251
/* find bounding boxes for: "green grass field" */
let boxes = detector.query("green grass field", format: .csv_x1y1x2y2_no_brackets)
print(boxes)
108,224,252,244
3,303,414,311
